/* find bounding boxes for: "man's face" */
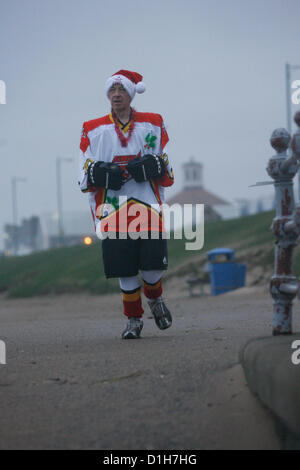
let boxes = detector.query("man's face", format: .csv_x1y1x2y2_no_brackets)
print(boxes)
108,82,131,114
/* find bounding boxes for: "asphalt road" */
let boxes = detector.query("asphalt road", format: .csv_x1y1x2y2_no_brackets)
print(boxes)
1,281,299,449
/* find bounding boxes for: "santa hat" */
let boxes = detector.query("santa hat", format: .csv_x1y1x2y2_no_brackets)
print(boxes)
105,69,146,100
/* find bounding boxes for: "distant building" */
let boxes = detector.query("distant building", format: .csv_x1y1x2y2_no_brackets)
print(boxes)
3,211,96,256
4,216,44,256
40,211,95,249
167,158,230,223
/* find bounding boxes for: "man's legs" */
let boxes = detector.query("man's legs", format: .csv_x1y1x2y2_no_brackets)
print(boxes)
119,271,163,318
119,270,172,337
119,276,144,339
141,270,163,299
141,270,172,330
119,276,144,319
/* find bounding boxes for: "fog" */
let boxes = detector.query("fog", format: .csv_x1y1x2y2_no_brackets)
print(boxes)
1,0,300,249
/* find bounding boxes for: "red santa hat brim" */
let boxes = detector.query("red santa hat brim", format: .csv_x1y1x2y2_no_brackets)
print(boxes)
105,70,146,100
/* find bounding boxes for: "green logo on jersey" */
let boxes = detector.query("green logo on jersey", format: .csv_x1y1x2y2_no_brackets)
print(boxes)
144,133,157,150
106,196,119,210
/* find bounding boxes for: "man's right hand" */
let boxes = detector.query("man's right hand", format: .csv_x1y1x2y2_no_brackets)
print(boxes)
88,161,124,191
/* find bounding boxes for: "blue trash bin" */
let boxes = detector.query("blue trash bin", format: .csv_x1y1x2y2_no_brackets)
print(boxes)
207,248,246,296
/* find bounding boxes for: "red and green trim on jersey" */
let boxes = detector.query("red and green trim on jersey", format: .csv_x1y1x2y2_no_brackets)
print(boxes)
80,111,169,153
96,197,164,234
80,115,112,153
90,187,107,228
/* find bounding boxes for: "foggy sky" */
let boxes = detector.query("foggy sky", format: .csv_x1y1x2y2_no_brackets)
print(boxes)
1,0,300,249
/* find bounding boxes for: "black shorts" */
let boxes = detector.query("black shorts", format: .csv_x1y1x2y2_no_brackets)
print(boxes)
101,234,168,278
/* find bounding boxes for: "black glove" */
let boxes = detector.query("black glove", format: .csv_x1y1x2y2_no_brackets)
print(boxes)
127,154,165,183
88,161,124,191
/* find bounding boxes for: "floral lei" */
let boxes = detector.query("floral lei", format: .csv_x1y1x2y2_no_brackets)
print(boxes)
112,107,136,148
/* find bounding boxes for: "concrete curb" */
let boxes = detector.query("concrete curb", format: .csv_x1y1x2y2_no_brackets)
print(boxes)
240,333,300,449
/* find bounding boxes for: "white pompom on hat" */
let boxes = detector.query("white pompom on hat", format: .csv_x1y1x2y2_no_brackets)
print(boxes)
105,69,146,100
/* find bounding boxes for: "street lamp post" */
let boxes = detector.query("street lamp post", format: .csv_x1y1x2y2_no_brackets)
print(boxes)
285,63,292,136
56,156,73,246
11,176,26,255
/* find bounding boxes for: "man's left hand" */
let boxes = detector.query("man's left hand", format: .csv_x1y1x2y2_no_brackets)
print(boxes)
127,154,165,182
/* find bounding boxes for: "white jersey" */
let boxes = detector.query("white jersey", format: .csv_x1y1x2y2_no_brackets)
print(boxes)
79,111,174,232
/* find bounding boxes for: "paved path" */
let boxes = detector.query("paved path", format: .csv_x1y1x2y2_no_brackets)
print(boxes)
1,282,299,449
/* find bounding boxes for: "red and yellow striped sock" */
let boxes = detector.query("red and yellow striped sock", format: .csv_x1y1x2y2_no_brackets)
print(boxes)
143,278,163,300
121,287,144,318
